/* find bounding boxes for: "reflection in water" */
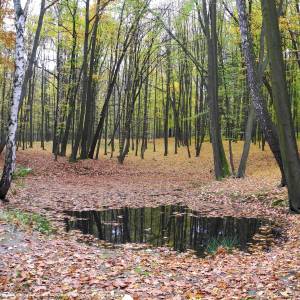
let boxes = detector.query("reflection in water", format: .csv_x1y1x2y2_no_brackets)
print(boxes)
64,205,277,256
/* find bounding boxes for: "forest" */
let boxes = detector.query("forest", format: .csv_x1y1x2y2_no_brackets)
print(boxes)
0,0,299,298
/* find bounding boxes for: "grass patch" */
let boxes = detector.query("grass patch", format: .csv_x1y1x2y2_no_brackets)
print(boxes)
12,166,33,179
206,237,237,255
15,180,26,188
134,266,150,276
0,209,54,235
271,198,288,208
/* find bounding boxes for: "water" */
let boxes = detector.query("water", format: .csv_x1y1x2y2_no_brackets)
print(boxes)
64,205,279,256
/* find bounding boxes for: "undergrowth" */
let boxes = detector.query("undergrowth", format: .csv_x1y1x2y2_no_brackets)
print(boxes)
12,166,33,179
206,237,237,254
0,209,54,234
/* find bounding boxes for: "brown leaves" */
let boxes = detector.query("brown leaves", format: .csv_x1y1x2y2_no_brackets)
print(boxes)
112,279,133,289
0,145,299,298
1,217,299,299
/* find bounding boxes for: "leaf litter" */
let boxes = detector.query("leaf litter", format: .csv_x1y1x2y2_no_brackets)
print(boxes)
0,143,299,299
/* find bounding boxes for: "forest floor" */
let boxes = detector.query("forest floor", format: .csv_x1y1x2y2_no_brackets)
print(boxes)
0,140,300,299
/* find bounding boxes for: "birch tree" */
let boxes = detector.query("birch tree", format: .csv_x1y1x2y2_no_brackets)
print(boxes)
0,0,27,200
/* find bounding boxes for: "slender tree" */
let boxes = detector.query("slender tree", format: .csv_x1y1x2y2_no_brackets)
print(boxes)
236,0,287,186
0,0,27,200
261,0,300,212
198,0,230,179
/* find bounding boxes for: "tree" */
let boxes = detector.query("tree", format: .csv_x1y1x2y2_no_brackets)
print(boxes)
0,0,14,154
81,0,101,159
197,0,230,179
237,13,265,178
1,0,299,198
261,0,300,212
0,0,27,200
19,0,58,111
89,0,152,160
236,0,287,186
60,0,79,157
70,0,90,161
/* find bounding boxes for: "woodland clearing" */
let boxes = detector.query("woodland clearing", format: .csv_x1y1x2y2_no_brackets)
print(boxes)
1,0,299,298
0,140,299,299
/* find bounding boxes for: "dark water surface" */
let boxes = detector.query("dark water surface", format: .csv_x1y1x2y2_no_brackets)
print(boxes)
64,205,280,256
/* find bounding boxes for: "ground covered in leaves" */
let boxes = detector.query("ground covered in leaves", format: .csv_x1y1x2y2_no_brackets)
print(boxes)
0,141,299,299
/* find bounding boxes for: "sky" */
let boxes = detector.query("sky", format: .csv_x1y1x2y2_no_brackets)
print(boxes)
21,0,172,16
11,0,173,70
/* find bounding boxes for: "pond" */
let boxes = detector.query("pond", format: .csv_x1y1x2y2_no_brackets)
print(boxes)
64,205,281,257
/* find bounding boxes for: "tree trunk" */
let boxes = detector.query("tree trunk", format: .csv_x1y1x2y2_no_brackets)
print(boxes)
261,0,300,212
164,46,171,157
41,65,45,150
81,0,101,159
60,3,78,156
237,17,266,178
53,6,63,160
135,93,141,156
237,103,255,177
204,0,230,179
141,74,149,159
71,0,89,161
0,67,7,154
236,0,287,186
29,67,35,148
0,0,26,200
19,0,49,111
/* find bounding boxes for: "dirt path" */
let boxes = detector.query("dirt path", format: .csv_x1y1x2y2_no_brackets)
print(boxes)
0,224,30,254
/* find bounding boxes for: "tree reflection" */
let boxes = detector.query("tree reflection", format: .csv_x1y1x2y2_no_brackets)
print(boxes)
65,205,270,256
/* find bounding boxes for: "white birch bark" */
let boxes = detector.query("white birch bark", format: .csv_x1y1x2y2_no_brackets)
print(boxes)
0,0,26,199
